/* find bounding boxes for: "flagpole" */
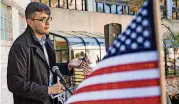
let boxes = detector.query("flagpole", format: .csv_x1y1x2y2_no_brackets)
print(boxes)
153,0,166,104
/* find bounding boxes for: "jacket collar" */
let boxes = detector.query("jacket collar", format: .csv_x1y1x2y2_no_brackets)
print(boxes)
24,25,55,66
25,25,50,48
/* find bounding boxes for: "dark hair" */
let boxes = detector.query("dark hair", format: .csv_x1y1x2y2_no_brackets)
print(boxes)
25,2,51,19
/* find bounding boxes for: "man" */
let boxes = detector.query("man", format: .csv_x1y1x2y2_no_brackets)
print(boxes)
7,2,81,104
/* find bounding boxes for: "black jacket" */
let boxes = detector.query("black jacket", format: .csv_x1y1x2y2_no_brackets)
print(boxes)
7,26,69,104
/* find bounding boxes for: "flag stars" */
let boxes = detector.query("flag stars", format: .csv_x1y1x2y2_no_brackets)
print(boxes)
125,39,131,45
142,9,148,16
131,43,138,49
111,48,116,54
143,1,148,6
115,42,121,47
131,32,137,39
131,23,137,29
144,40,151,48
118,34,122,39
108,46,113,51
137,36,143,43
120,45,126,51
121,36,126,41
136,16,142,22
142,19,149,27
104,0,152,57
126,29,131,35
136,26,142,33
113,40,118,45
143,30,150,37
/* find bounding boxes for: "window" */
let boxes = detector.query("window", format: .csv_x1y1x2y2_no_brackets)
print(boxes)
32,0,87,11
123,6,127,14
56,50,69,62
117,5,122,15
54,36,69,62
51,0,59,7
173,0,179,19
0,3,9,40
104,4,110,13
60,0,67,9
76,0,82,10
55,36,68,50
68,0,76,9
111,5,116,14
97,2,103,13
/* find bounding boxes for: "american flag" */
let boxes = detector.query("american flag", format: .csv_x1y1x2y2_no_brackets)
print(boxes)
66,0,161,104
81,60,90,77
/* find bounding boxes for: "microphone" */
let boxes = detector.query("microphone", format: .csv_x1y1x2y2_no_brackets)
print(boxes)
52,66,66,83
52,66,73,95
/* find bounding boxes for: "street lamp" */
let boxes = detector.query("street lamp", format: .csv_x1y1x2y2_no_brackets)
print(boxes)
162,24,177,75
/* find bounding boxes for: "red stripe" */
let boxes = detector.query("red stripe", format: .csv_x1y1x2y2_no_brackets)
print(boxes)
70,96,160,104
74,78,159,94
82,61,90,76
88,61,158,78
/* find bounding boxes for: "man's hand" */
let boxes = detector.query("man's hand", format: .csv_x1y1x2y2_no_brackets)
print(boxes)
48,83,65,94
68,58,82,70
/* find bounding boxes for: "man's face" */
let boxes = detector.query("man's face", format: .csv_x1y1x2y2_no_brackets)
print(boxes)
28,12,52,35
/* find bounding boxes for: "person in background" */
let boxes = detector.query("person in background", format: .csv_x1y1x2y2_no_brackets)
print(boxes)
7,2,81,104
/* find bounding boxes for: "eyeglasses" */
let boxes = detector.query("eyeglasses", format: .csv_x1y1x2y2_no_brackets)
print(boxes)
32,16,52,23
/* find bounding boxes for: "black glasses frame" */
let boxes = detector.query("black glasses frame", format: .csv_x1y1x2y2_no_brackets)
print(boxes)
32,16,52,23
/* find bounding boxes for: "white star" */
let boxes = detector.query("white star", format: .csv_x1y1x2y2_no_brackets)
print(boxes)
142,9,148,16
131,32,137,39
126,29,131,35
121,36,126,41
111,48,116,54
144,40,151,48
115,42,121,47
120,45,126,51
136,16,142,22
136,26,142,33
143,30,150,37
142,19,149,26
137,36,143,43
108,46,113,51
143,1,148,6
113,40,118,45
125,39,131,45
131,23,137,29
131,43,138,49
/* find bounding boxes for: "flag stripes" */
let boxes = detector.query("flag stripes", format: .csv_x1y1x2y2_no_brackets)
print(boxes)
81,61,90,76
77,69,160,90
76,51,159,90
89,60,158,78
74,79,159,94
70,96,160,104
66,87,160,103
93,51,158,71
